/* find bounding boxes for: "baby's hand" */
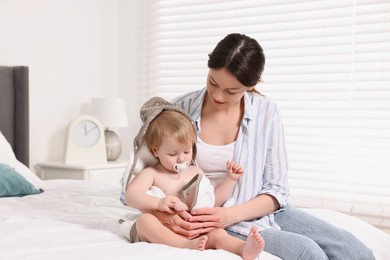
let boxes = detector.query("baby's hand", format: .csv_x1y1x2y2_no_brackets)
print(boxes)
226,160,244,181
158,195,188,213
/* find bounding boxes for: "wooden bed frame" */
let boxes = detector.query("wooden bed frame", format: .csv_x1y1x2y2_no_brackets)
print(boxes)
0,66,29,166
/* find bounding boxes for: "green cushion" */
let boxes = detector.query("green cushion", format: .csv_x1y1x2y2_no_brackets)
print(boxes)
0,163,42,197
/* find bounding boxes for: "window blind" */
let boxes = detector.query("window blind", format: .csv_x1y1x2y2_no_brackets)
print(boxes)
138,0,390,233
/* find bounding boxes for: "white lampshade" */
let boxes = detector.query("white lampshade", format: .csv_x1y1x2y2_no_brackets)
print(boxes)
90,98,128,128
90,98,128,161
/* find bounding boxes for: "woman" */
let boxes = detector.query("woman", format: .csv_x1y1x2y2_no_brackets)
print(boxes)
156,33,374,259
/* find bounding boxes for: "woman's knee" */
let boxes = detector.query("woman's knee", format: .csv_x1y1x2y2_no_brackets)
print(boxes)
295,238,328,260
262,230,328,260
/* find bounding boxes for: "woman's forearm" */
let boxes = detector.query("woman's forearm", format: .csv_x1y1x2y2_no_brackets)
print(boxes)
228,194,280,224
190,194,280,229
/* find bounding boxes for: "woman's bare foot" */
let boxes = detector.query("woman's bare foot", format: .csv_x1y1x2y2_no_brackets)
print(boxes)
185,235,208,251
242,226,265,260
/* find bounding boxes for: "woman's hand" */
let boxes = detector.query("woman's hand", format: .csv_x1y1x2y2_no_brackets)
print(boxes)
190,206,237,229
152,210,215,239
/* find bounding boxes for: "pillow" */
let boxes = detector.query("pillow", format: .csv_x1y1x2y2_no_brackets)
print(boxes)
0,163,42,197
0,131,46,189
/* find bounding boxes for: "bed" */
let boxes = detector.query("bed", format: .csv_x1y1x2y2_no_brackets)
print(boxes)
1,66,389,260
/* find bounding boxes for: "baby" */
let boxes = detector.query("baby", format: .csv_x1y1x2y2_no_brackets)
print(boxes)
122,97,264,259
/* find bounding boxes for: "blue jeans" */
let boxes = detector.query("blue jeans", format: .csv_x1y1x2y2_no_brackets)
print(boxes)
228,204,375,260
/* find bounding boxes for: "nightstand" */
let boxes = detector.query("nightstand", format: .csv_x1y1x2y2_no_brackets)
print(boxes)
37,161,128,185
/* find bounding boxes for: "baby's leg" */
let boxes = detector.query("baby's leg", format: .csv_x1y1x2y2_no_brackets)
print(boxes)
136,213,208,250
206,226,264,260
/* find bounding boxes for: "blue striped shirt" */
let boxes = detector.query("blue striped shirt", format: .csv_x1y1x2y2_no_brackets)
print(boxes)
172,87,289,235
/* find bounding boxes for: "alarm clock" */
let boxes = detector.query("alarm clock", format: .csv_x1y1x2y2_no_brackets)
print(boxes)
63,115,107,164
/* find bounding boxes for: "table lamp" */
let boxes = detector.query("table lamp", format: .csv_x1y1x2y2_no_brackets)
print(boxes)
90,98,128,161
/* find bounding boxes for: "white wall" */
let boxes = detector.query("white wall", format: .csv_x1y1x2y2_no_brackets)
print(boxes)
117,0,145,162
0,0,131,170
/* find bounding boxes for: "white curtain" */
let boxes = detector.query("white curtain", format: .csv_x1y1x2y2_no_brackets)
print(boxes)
137,0,390,233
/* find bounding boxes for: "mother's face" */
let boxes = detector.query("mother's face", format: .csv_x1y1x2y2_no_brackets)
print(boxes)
206,68,253,110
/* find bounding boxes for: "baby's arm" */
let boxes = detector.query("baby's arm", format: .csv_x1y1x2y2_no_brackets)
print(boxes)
214,160,244,207
125,169,187,213
159,195,188,212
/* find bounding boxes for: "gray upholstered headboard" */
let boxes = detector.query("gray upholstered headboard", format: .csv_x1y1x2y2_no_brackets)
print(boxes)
0,66,29,166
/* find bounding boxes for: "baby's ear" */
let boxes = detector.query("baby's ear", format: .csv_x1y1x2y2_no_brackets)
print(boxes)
151,147,158,157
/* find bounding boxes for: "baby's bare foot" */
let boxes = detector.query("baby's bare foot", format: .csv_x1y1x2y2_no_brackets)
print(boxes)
186,235,208,251
243,226,265,260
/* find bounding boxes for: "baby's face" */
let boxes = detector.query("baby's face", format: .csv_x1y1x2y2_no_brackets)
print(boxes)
153,135,193,173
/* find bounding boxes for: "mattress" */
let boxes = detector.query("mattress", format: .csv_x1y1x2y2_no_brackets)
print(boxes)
1,180,389,260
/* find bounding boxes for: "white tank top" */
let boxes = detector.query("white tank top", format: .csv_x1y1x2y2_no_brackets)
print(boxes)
196,138,235,187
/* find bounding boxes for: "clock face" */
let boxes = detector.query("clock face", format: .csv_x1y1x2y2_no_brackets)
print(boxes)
72,120,101,148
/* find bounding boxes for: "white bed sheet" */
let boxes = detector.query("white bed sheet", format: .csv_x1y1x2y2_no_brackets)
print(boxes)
0,180,389,260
